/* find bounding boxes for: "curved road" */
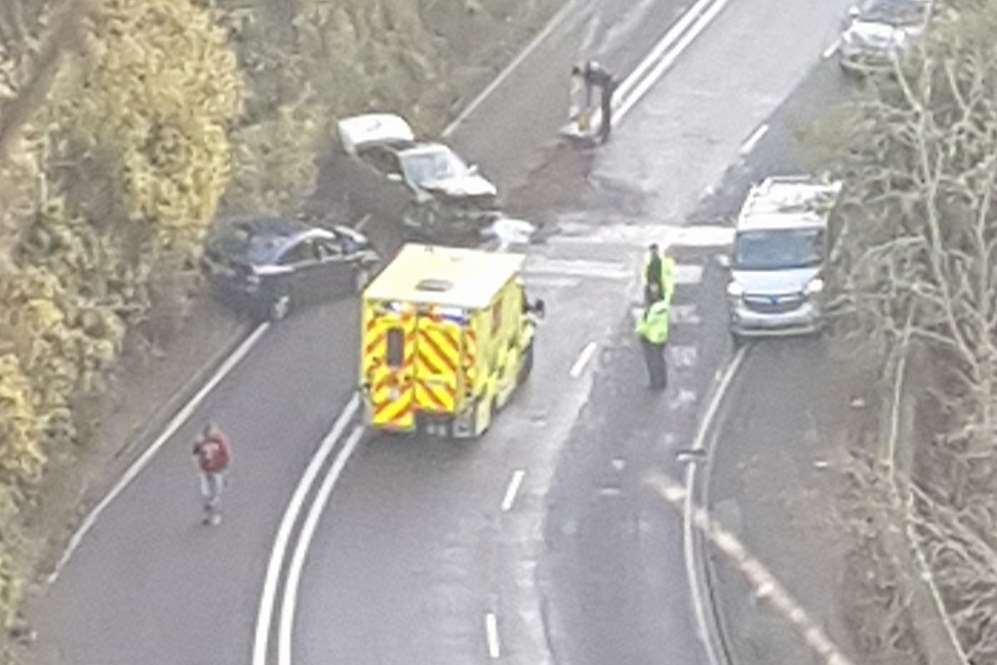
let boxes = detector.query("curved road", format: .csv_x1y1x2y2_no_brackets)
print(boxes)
28,1,854,665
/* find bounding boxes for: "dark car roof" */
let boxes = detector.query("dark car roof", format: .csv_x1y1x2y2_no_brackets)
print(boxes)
208,216,332,266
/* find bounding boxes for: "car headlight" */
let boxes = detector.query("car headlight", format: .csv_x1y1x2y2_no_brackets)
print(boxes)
805,278,824,295
726,281,745,298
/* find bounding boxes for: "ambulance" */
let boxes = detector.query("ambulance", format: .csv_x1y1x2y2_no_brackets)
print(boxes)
359,244,545,438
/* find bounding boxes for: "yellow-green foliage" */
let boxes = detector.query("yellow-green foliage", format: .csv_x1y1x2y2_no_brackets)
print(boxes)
75,0,243,251
226,93,326,215
0,0,244,636
0,354,42,485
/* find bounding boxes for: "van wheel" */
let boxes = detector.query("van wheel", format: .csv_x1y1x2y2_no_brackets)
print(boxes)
269,294,291,321
517,343,534,385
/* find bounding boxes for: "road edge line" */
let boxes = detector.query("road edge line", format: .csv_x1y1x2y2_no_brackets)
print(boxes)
253,394,359,665
47,320,270,584
683,344,746,665
277,423,366,665
442,0,578,138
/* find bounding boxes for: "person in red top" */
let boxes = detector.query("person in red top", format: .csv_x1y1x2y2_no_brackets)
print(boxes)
193,423,231,526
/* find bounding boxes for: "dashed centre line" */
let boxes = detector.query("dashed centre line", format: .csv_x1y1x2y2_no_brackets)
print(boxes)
822,38,841,59
739,123,769,155
570,341,599,378
501,469,526,512
485,612,501,659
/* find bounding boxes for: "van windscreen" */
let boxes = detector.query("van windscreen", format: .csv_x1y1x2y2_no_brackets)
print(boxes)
733,228,824,270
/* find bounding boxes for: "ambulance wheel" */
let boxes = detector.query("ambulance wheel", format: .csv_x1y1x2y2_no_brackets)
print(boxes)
517,343,534,385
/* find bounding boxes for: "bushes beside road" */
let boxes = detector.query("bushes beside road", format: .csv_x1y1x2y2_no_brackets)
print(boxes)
815,0,997,660
0,0,560,653
0,0,243,643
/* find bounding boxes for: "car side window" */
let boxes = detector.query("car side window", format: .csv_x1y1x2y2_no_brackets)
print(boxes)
367,148,400,177
317,239,344,260
281,239,319,265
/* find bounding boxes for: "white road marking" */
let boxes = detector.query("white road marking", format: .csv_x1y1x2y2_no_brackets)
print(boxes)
570,341,599,378
49,321,271,584
669,304,701,325
524,257,630,281
254,394,359,665
549,224,734,249
442,0,577,138
822,38,841,59
523,276,582,291
501,469,526,512
485,612,501,659
683,345,747,665
676,264,704,285
668,344,698,368
278,424,365,665
615,0,731,123
669,388,698,411
739,123,768,156
354,213,372,231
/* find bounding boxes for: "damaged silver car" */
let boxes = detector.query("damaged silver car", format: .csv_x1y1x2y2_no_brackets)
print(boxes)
325,113,501,246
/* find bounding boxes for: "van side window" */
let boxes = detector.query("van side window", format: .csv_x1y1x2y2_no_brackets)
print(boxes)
386,328,405,368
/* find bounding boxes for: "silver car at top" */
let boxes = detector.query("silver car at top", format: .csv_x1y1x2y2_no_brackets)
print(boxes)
838,0,932,75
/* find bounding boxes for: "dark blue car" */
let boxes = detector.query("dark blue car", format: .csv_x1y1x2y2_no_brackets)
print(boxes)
201,217,380,321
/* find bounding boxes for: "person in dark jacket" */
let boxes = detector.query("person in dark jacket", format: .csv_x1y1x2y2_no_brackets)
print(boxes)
571,60,616,143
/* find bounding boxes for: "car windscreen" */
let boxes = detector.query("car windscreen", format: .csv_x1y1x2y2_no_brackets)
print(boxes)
400,148,465,186
210,223,284,265
733,228,824,270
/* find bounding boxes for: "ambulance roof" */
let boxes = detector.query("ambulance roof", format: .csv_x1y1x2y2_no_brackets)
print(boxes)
364,243,526,309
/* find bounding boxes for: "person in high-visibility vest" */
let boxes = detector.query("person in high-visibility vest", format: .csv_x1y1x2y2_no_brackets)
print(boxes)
644,243,677,306
635,292,671,390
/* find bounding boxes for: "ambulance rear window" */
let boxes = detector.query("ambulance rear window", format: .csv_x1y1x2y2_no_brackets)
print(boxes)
386,329,405,368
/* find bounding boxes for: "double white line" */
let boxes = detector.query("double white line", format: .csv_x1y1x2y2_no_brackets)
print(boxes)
253,394,364,665
583,0,732,132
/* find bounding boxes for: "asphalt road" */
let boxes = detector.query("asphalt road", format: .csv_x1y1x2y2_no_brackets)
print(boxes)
701,43,866,665
29,1,859,665
296,1,855,665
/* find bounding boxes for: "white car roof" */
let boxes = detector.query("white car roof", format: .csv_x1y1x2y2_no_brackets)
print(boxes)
736,176,842,232
337,113,415,155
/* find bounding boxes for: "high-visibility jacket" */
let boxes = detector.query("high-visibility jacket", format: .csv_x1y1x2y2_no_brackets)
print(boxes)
645,254,677,304
635,300,670,344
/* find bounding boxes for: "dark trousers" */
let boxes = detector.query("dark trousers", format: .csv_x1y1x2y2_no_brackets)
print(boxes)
640,338,667,389
600,90,613,142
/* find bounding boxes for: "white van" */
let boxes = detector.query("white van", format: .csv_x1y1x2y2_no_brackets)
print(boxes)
719,176,843,342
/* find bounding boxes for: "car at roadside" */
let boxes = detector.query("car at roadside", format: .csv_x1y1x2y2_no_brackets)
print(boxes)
838,0,932,75
324,113,501,246
718,176,843,343
201,216,380,321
